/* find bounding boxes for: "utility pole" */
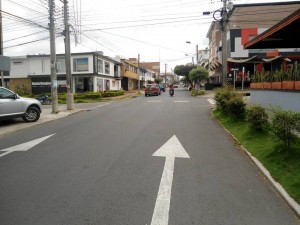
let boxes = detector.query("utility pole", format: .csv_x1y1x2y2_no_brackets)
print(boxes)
48,0,59,113
0,0,4,87
137,54,140,94
196,44,199,65
63,0,74,110
164,63,167,85
221,0,228,86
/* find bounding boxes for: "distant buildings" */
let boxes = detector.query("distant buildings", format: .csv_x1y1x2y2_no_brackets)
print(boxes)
6,52,161,94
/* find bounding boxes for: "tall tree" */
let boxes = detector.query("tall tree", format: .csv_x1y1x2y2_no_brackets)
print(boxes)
174,64,196,86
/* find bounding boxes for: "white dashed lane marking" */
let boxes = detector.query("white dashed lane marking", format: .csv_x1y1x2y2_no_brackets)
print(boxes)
173,100,189,103
147,100,162,103
207,98,216,105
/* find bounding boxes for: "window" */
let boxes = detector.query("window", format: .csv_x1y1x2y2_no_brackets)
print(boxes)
56,58,66,73
105,62,110,74
13,61,23,65
0,87,15,99
73,57,88,72
98,59,104,74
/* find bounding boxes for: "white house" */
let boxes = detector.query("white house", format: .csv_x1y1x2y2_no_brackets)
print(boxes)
9,52,121,94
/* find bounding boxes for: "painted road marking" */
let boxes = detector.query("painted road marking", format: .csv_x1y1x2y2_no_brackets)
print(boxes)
173,100,189,103
148,100,162,103
85,103,110,110
0,134,56,158
151,135,190,225
207,98,216,105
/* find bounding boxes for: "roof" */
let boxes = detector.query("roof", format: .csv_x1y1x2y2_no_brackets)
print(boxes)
244,8,300,49
230,1,300,14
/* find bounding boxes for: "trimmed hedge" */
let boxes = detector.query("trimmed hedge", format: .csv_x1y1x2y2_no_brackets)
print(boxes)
191,89,205,96
102,90,125,97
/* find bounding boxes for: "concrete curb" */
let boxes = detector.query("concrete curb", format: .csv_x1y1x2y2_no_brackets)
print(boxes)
211,109,300,218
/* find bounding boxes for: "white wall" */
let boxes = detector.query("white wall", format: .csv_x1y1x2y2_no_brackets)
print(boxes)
29,57,51,75
72,54,94,74
10,57,30,78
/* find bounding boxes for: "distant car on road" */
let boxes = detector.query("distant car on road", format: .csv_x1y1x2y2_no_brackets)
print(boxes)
0,86,42,122
145,84,160,97
158,84,165,92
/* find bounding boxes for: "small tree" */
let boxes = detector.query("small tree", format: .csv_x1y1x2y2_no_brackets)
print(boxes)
155,77,162,84
189,67,209,89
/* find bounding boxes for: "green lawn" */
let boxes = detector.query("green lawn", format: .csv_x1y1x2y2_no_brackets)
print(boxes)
213,109,300,204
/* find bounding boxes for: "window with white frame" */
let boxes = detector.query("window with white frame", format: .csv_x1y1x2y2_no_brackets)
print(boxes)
104,61,110,74
73,57,88,72
98,59,104,74
56,58,66,73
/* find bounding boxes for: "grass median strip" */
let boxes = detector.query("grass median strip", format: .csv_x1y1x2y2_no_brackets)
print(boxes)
213,109,300,205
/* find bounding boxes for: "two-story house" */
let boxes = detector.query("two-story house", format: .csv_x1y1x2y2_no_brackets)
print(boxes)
120,59,139,91
9,51,121,94
206,1,300,85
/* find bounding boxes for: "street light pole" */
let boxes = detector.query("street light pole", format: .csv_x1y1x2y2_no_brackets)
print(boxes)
164,63,167,86
186,41,198,65
185,54,194,66
196,44,198,65
221,0,228,86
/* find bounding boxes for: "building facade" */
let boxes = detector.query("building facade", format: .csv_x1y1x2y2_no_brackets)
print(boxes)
8,52,121,94
120,59,138,91
206,1,300,85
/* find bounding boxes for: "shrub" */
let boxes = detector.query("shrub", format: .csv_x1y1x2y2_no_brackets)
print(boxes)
215,86,246,118
214,86,236,112
58,93,67,101
246,105,268,130
271,108,300,149
227,94,246,118
84,92,102,99
14,84,31,96
74,92,102,100
191,89,205,96
103,90,125,97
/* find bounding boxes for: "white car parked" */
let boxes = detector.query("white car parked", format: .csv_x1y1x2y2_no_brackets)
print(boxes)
0,86,42,122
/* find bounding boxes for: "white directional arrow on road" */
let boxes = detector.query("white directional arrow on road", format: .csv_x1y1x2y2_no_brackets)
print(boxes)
151,135,190,225
0,134,56,158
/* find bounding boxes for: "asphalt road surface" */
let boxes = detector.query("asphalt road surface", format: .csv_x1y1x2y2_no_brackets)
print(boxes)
0,88,299,225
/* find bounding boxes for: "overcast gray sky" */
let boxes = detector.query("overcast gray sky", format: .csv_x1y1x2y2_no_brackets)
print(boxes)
2,0,298,71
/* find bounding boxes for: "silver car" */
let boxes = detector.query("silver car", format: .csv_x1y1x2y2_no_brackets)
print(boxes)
0,86,42,122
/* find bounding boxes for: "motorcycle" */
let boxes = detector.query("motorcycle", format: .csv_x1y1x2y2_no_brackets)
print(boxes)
169,89,174,97
36,95,51,105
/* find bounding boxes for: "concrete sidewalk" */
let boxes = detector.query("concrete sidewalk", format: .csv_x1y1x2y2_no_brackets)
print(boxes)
0,106,82,137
